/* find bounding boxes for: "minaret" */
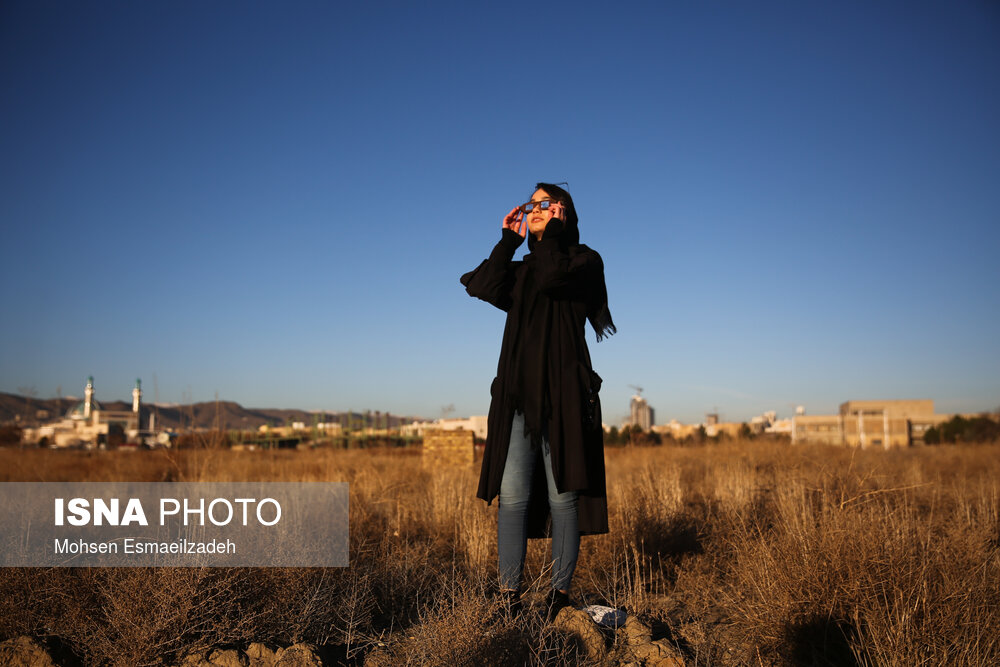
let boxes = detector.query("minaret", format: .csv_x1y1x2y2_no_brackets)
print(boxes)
84,376,95,419
132,378,142,413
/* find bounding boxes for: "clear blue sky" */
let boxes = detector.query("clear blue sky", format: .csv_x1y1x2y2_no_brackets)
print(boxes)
2,1,998,425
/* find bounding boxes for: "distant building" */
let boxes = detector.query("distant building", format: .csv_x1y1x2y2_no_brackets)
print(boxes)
630,395,654,430
792,399,951,448
652,419,699,440
765,419,793,436
21,377,161,448
705,421,741,438
651,417,743,439
402,416,488,441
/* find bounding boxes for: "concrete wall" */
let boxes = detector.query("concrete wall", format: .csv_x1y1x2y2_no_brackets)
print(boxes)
842,414,910,448
422,428,474,467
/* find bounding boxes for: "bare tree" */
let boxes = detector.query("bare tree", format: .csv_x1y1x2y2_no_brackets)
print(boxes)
16,386,37,424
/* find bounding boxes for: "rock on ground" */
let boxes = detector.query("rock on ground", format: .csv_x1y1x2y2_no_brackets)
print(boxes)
553,607,607,661
626,640,685,667
0,636,56,667
245,643,278,667
619,616,653,646
175,643,322,667
177,648,248,667
206,648,247,667
273,644,323,667
549,607,688,667
613,615,686,667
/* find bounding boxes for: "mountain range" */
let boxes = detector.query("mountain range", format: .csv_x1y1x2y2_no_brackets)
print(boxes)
0,392,422,431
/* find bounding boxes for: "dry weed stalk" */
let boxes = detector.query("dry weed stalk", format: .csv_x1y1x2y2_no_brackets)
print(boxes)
0,441,997,665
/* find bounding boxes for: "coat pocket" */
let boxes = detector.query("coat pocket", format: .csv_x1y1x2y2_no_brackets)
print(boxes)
577,365,603,430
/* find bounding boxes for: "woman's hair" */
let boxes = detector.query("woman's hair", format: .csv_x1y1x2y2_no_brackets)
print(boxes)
535,182,578,229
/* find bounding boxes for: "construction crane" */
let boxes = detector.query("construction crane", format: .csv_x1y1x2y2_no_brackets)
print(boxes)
628,385,644,396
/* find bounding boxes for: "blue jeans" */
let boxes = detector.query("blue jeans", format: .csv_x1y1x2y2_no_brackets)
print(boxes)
498,412,579,592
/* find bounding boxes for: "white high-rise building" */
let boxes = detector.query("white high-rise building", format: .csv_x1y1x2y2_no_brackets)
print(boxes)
630,395,654,431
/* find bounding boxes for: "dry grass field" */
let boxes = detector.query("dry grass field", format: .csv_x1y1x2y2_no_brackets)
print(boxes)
1,440,998,666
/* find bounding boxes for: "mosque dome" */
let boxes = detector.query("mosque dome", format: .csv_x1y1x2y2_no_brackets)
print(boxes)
67,398,101,419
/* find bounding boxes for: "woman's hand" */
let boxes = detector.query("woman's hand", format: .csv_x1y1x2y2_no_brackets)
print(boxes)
502,206,526,237
550,201,566,222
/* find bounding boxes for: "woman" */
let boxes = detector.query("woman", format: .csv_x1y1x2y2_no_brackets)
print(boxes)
460,182,615,620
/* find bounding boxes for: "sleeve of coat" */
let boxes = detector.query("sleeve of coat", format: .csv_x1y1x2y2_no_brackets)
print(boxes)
460,229,524,312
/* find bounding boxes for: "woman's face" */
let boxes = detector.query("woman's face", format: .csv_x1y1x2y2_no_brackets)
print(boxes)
527,188,557,239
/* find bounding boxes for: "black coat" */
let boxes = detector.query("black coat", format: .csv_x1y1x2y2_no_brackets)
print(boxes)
461,220,613,538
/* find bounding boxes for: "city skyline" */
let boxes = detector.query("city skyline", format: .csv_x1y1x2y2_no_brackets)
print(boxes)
2,375,989,431
2,1,998,425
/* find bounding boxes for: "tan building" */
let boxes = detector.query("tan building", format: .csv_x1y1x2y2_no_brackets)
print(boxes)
651,419,743,440
706,422,743,438
401,416,488,441
652,420,700,440
791,414,844,445
792,399,950,448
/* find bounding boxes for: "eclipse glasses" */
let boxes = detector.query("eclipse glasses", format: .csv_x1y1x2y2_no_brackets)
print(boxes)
518,199,558,214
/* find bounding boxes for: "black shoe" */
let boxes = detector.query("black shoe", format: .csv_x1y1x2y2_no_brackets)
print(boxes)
545,589,571,622
495,589,523,619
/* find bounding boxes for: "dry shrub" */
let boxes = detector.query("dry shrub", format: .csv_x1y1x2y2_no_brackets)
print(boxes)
239,567,376,650
724,496,1000,665
363,583,528,667
1,442,998,665
364,578,600,667
707,447,1000,666
0,568,62,637
37,568,258,666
